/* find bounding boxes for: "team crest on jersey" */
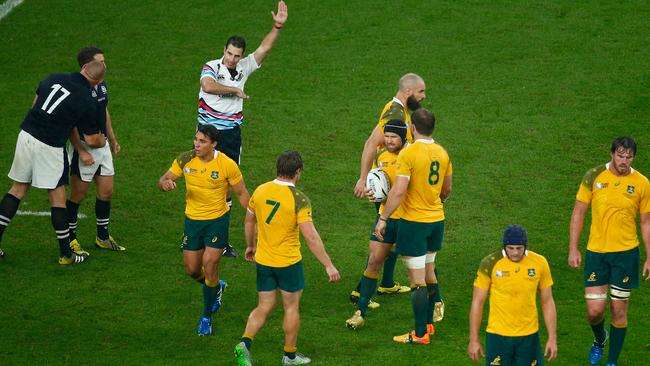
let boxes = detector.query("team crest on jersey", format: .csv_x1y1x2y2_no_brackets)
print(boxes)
627,185,635,193
587,272,597,282
490,356,501,365
211,171,219,179
528,268,536,277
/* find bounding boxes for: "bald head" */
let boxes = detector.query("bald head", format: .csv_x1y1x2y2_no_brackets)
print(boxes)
398,73,424,92
81,60,106,85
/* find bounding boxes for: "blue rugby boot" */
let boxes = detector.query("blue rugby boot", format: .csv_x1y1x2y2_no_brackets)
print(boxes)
211,280,227,313
196,316,212,336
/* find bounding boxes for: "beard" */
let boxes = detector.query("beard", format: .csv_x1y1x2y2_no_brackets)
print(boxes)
406,95,421,111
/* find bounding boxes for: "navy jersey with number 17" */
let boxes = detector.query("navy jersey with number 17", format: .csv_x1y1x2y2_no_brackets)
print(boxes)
20,72,100,148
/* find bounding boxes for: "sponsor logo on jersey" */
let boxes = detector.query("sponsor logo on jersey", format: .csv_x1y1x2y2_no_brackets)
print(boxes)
490,356,501,365
496,270,510,277
587,272,597,282
101,85,107,94
528,268,536,277
627,185,635,193
595,182,609,189
211,171,219,179
91,90,97,98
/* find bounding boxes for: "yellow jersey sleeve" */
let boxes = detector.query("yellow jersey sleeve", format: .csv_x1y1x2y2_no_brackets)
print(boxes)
169,150,194,177
538,255,554,289
474,252,501,290
224,157,243,186
294,189,312,224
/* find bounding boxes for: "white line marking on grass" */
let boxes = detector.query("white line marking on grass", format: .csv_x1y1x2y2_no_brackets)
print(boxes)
0,0,24,21
17,210,87,219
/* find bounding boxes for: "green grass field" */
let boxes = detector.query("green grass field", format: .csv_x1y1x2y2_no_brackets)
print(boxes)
1,1,650,365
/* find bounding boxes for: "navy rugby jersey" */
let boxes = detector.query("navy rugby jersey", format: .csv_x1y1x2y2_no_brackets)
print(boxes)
92,80,109,135
20,72,100,148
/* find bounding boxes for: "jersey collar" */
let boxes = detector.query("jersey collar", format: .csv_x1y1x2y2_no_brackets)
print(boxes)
273,179,295,187
415,138,435,144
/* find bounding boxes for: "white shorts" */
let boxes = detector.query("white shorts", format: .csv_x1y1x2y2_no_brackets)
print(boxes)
8,130,67,189
70,141,114,183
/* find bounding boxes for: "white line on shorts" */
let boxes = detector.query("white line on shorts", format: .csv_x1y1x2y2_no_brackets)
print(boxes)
0,0,24,21
17,210,87,219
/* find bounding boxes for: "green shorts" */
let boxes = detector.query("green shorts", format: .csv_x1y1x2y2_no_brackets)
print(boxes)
584,247,639,289
369,217,398,244
182,213,230,251
485,332,543,366
256,261,305,292
396,219,444,257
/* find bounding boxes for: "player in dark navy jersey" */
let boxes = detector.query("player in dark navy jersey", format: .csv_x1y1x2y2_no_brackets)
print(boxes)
0,60,106,265
66,47,125,256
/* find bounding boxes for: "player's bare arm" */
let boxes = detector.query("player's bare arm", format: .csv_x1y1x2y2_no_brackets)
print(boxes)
641,212,650,280
83,131,107,148
69,128,94,165
540,287,558,361
200,77,248,99
253,0,288,65
231,179,251,209
441,174,453,202
298,221,340,282
354,126,384,198
244,210,257,262
106,109,120,154
158,171,179,192
468,286,487,362
568,200,589,268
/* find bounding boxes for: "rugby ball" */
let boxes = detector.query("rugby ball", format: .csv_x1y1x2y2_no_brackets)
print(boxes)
366,168,390,202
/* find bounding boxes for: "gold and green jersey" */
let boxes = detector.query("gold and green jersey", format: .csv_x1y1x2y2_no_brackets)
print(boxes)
376,98,413,143
375,148,401,219
169,150,242,220
249,179,313,268
395,139,452,223
473,250,553,337
576,164,650,253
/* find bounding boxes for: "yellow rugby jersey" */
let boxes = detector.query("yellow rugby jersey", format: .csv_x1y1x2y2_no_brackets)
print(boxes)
169,150,242,220
249,179,313,268
376,98,413,143
375,148,401,219
576,164,650,253
395,139,452,223
473,250,553,337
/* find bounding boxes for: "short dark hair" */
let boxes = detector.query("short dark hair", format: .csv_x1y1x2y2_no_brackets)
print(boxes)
411,108,436,136
225,36,246,53
77,46,104,67
277,151,303,179
611,136,637,156
197,124,220,144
